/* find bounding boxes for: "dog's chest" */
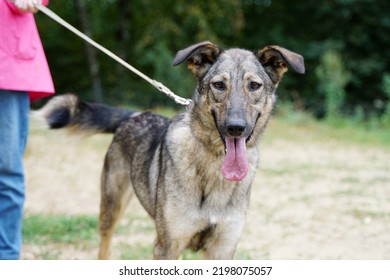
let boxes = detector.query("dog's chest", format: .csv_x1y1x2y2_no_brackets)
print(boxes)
176,151,252,222
164,118,256,220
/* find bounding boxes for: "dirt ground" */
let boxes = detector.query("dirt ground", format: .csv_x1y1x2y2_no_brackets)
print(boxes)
21,117,390,259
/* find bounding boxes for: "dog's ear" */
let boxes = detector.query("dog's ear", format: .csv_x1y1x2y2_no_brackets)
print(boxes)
172,41,223,78
255,46,305,84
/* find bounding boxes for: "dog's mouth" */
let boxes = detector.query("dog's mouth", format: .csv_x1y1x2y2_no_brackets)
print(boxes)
221,137,249,182
212,110,259,182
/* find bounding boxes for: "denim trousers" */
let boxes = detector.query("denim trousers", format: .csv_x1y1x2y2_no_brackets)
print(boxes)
0,90,29,260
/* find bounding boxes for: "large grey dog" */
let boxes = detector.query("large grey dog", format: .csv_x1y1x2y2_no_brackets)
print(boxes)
40,41,304,259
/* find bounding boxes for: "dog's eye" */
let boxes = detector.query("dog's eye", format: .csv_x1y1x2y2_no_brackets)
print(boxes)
212,81,226,91
249,81,262,91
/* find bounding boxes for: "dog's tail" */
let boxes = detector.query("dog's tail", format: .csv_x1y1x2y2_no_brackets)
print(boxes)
37,94,135,134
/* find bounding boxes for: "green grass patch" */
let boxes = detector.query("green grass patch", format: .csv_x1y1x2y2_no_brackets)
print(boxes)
120,244,154,260
181,249,202,260
23,214,99,245
150,106,180,118
119,245,202,260
118,105,180,119
271,102,390,147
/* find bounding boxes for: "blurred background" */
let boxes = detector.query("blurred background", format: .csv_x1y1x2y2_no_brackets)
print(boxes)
35,0,390,128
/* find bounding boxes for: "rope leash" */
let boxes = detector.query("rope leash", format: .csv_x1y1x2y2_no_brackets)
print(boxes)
35,5,192,106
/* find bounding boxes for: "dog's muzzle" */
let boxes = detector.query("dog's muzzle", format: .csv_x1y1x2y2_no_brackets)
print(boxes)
211,110,251,182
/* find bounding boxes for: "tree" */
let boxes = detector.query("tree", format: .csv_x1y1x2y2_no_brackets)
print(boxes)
35,0,390,122
75,0,103,102
316,50,350,119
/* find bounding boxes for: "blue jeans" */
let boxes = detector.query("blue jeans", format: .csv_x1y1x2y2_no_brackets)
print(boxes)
0,90,29,260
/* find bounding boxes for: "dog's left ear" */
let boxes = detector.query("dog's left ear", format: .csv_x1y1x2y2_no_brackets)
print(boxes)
255,46,305,84
172,41,223,79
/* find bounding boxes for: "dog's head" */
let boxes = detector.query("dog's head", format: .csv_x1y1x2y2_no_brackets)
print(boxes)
173,41,304,182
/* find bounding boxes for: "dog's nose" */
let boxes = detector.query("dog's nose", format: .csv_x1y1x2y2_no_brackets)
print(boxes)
226,121,246,137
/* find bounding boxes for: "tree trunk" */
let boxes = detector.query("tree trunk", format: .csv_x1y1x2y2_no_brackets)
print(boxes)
116,0,131,92
118,0,131,62
75,0,103,103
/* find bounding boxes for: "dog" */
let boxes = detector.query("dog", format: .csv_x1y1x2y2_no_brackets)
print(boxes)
39,41,304,259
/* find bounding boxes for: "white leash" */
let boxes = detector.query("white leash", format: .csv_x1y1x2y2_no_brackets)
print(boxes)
35,5,192,106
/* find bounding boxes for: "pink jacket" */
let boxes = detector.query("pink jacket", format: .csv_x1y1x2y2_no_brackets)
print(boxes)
0,0,54,102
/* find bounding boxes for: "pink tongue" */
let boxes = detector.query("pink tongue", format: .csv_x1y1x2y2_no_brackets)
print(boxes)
221,138,249,181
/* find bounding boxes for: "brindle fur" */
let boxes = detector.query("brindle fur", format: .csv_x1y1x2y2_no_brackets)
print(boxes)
40,41,304,259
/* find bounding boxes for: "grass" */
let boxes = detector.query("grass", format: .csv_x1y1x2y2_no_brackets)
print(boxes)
22,212,247,259
119,244,154,260
22,213,205,259
273,102,390,146
23,215,99,245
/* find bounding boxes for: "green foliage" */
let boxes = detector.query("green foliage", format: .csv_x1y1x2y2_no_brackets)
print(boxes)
23,214,98,244
34,0,390,122
381,73,390,126
382,74,390,98
274,101,315,126
316,50,350,120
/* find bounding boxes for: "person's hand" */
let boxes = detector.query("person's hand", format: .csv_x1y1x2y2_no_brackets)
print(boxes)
14,0,42,13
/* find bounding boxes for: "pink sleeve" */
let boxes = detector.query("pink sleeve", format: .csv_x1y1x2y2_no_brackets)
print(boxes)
5,0,50,15
4,1,23,15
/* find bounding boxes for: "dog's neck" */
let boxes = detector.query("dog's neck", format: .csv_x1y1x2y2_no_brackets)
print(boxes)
186,105,225,157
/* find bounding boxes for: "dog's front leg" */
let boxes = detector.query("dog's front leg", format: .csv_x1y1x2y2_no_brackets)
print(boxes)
153,211,201,260
202,218,246,260
152,211,191,259
153,236,190,260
